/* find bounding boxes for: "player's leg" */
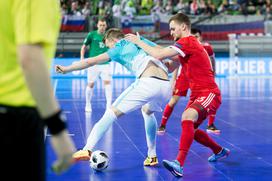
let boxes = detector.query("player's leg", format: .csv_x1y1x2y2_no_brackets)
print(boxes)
206,114,221,134
163,107,197,177
192,93,229,161
141,105,159,166
100,64,112,109
85,66,99,112
74,79,153,161
158,95,180,133
73,107,123,161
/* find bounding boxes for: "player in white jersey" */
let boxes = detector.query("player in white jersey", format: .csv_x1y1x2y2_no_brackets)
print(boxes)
56,28,178,166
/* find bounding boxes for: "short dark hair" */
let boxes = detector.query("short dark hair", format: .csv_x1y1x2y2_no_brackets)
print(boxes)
191,28,202,35
169,13,191,29
103,28,124,43
98,17,107,23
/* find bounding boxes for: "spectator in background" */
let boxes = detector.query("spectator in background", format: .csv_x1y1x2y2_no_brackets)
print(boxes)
82,1,91,17
190,0,199,15
165,0,174,15
112,0,122,28
206,0,217,15
174,0,188,14
61,3,69,16
124,0,137,19
198,0,207,14
218,0,230,13
69,1,82,16
151,0,165,32
140,0,153,15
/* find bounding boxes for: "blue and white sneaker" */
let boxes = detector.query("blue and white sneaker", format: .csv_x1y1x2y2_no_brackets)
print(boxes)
208,147,230,162
162,160,183,177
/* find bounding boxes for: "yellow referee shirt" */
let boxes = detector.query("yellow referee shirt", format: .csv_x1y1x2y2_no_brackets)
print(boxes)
0,0,60,106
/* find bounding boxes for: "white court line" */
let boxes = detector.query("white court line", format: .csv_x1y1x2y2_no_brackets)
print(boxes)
114,121,167,181
210,133,272,167
215,117,272,166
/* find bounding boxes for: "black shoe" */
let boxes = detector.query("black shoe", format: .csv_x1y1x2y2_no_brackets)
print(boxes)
206,124,221,134
157,125,166,134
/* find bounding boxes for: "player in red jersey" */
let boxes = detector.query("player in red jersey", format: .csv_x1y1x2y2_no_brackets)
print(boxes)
125,13,229,177
157,28,220,134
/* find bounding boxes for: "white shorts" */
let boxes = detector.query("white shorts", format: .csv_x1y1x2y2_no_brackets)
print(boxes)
112,77,171,114
87,64,112,82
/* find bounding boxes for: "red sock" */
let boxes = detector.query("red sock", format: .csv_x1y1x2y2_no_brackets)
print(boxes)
176,121,194,166
194,129,222,154
160,104,173,126
208,115,215,126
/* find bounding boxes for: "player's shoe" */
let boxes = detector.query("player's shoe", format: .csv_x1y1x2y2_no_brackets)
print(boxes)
157,125,166,134
162,160,183,177
208,147,230,162
73,150,91,161
206,124,221,134
85,104,92,112
143,156,159,166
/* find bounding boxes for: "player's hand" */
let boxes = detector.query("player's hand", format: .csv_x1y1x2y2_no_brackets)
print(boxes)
50,130,76,174
55,65,67,74
125,32,141,45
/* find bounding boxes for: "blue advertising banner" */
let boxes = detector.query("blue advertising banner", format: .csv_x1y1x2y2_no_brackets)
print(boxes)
51,57,272,78
216,57,272,76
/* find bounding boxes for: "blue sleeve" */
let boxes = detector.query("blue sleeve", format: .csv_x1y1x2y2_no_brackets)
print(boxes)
140,36,157,47
106,45,122,62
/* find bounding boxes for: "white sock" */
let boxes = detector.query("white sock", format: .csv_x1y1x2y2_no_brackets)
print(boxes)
85,86,93,106
104,84,112,108
142,109,157,158
83,109,117,151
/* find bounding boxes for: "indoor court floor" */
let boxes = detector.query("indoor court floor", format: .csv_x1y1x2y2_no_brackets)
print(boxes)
46,76,272,181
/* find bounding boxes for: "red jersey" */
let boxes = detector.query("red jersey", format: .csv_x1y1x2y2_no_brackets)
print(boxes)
170,36,219,94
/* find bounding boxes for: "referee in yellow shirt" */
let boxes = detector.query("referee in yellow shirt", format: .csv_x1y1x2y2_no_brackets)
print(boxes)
0,1,76,180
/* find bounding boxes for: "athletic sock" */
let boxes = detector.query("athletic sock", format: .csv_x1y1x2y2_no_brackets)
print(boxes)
104,84,112,109
194,129,222,154
83,109,117,151
142,109,157,158
176,120,194,166
85,86,93,106
208,115,215,126
160,104,173,127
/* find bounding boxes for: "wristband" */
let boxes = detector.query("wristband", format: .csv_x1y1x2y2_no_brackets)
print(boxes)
44,110,67,135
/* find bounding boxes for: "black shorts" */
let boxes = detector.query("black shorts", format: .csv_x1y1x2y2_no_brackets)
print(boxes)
0,105,45,181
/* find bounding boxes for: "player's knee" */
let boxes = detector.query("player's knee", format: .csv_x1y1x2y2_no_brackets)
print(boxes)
182,108,198,121
110,107,123,118
141,106,153,115
88,82,95,88
104,80,111,85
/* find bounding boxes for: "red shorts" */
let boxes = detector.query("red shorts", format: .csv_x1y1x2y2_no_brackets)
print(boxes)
185,91,222,128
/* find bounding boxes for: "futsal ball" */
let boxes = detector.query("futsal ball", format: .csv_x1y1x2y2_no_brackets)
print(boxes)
90,150,109,171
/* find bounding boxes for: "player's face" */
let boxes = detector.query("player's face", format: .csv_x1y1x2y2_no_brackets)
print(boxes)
97,21,107,34
169,21,183,41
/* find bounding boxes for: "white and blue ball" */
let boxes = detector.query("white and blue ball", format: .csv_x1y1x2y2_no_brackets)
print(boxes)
90,150,109,171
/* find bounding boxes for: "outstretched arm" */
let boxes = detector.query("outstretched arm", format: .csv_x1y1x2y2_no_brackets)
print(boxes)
56,52,110,74
125,33,179,60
